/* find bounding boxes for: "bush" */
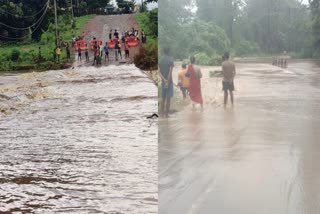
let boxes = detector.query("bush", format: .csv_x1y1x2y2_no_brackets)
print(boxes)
134,43,158,70
193,52,222,66
194,53,211,65
135,9,158,38
235,40,261,56
10,49,20,61
21,51,32,62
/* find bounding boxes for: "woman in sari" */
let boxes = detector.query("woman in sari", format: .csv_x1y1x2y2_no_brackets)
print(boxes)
186,56,203,110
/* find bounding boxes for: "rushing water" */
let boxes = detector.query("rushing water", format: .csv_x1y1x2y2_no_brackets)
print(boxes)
0,65,158,213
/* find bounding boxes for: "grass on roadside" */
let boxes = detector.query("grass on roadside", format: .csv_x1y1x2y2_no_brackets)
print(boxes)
134,10,158,71
135,10,158,45
0,15,94,71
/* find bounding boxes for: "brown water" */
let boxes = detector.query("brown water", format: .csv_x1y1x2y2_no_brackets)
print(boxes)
0,65,158,213
159,61,320,214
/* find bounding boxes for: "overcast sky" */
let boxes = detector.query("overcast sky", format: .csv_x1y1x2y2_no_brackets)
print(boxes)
110,0,158,9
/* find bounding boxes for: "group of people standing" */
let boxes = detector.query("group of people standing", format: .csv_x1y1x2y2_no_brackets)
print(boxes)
108,28,135,61
159,48,236,118
272,57,287,68
52,27,141,65
74,30,132,65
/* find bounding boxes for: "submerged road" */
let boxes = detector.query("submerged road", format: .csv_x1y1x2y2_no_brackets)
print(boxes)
159,61,320,214
0,65,157,213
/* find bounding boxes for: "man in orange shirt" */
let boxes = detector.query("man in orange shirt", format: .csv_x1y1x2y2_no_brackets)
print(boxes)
178,63,190,99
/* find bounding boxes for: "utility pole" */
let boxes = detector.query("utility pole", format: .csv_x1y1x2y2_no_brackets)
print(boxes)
54,0,58,46
141,0,143,12
71,0,74,20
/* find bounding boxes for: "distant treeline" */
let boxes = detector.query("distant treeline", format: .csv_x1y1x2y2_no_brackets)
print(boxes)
0,0,112,41
159,0,320,63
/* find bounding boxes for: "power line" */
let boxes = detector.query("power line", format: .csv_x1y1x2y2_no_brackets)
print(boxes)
0,1,49,18
0,6,49,40
0,3,49,31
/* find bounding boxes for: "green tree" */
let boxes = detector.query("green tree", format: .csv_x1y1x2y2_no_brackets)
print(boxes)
197,0,244,43
309,0,320,55
159,0,192,52
116,0,135,13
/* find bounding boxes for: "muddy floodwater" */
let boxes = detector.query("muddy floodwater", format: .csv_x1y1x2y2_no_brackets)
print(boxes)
159,61,320,214
0,65,158,213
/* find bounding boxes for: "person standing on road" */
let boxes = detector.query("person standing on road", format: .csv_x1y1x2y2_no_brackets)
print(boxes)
118,42,122,60
186,56,203,110
109,30,112,40
221,52,236,106
77,44,82,62
159,47,174,118
125,41,129,58
114,41,119,61
178,63,190,99
56,46,61,63
121,32,125,44
85,44,89,62
92,47,98,66
114,30,119,39
99,46,103,64
104,42,109,62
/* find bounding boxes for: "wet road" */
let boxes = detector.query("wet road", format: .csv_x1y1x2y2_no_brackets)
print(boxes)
0,65,157,213
159,61,320,214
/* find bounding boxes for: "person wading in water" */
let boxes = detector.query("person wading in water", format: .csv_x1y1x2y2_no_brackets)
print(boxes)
221,52,236,106
178,63,190,99
104,42,109,62
159,47,174,118
186,56,203,110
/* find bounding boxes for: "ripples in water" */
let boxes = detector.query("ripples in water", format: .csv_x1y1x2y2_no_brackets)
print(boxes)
0,65,158,213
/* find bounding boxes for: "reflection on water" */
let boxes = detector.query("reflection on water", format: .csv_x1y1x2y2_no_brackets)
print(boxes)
160,61,320,214
0,65,158,213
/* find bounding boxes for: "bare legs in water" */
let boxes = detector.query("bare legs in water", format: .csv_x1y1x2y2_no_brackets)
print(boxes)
224,90,234,107
160,96,171,118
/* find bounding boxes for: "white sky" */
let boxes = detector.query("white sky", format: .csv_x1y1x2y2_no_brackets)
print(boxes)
110,0,158,9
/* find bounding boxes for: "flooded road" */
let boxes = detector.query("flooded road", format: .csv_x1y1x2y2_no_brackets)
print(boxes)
0,65,158,213
159,61,320,214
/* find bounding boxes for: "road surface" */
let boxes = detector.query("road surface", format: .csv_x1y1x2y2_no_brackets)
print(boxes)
159,61,320,214
77,14,140,66
0,14,157,214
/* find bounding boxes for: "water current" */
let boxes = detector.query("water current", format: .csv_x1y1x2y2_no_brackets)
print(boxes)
0,65,158,213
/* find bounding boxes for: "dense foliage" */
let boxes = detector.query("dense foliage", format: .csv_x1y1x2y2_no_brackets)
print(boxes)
135,8,158,70
159,0,318,64
116,0,135,13
309,0,320,56
0,0,110,41
0,15,92,71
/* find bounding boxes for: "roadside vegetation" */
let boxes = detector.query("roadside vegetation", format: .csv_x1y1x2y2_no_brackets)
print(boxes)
134,8,158,71
0,15,93,71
